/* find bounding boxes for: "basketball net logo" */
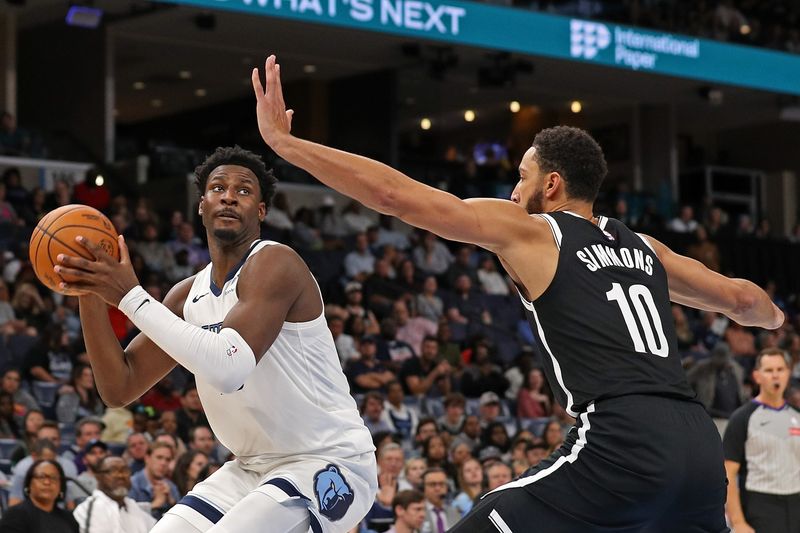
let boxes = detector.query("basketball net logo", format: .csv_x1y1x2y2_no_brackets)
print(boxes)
570,19,611,60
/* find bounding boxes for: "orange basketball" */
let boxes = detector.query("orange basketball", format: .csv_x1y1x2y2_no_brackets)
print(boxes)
29,204,120,295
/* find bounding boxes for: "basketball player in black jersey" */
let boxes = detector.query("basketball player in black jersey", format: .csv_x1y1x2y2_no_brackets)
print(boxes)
252,56,783,532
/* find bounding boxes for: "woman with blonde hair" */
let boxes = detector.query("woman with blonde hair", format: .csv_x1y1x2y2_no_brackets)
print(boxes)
452,457,483,517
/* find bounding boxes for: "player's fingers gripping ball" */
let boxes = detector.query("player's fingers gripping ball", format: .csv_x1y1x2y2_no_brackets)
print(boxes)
29,204,119,295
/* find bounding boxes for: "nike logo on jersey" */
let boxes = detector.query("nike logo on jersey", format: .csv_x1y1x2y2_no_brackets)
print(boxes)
192,293,209,303
759,421,771,426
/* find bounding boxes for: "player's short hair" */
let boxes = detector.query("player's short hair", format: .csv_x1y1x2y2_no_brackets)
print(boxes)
754,347,791,369
531,126,608,203
392,489,424,511
194,145,278,206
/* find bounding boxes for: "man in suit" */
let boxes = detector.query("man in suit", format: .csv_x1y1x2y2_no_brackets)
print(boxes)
420,467,459,533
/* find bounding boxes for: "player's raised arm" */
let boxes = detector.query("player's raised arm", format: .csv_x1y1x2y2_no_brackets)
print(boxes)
643,234,783,330
251,56,532,254
78,281,186,408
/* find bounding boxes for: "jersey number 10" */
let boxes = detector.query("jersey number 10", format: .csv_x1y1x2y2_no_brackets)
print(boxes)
606,283,669,357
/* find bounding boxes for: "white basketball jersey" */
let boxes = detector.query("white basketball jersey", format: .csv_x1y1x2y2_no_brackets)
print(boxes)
182,240,374,464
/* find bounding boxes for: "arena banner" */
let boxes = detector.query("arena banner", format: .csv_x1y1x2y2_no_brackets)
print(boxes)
166,0,800,95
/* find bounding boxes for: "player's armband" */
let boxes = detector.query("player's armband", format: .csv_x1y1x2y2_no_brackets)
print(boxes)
119,286,256,393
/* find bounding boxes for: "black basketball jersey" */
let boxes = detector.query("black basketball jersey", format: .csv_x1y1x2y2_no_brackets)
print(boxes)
521,211,695,416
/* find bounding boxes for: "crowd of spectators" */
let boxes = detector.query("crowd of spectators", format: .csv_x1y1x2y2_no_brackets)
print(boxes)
514,1,800,55
0,171,799,532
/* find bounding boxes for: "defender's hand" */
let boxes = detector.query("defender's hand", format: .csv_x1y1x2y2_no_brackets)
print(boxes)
252,55,294,150
55,235,140,307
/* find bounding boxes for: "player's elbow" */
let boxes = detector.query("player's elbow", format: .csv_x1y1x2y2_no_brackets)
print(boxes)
728,281,757,318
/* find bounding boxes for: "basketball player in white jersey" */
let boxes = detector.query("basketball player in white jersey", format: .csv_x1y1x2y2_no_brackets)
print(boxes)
54,146,378,532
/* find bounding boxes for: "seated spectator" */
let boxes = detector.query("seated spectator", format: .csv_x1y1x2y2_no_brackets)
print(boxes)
452,415,481,452
420,467,460,533
394,300,437,357
73,456,156,532
364,259,403,319
399,336,453,398
12,282,49,335
412,232,453,276
394,259,420,296
140,376,182,413
361,392,394,436
525,442,549,467
452,457,483,517
342,201,373,234
11,409,44,463
45,178,73,212
421,434,456,485
687,226,721,272
461,347,509,399
9,436,78,508
668,205,699,233
291,206,323,250
485,461,513,492
435,321,462,370
0,459,78,533
399,457,426,492
0,368,39,418
74,439,109,500
344,232,375,281
167,222,209,271
174,383,209,444
542,419,565,455
55,364,105,424
0,390,21,438
171,450,208,498
132,223,175,274
3,167,28,206
516,368,551,419
25,323,76,385
725,323,758,362
437,392,466,436
381,380,419,443
157,410,187,454
0,281,27,335
123,433,149,475
449,441,473,472
386,489,426,533
415,275,444,323
63,417,103,474
329,315,359,366
446,275,491,340
348,336,395,394
375,214,410,251
476,256,509,296
687,342,746,435
377,318,416,369
364,442,405,532
445,246,479,289
263,192,294,231
187,426,223,465
128,441,179,520
481,422,512,464
672,305,698,354
413,418,439,453
0,181,19,226
343,282,380,335
0,111,32,156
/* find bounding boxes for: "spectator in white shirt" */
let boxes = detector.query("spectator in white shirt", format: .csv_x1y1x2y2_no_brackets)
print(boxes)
344,232,375,281
476,256,509,296
73,456,156,533
668,205,699,233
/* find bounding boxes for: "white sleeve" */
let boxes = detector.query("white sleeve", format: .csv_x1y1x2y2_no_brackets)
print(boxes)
118,286,256,393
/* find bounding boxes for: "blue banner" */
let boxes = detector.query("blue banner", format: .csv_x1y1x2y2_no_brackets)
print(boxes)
165,0,800,95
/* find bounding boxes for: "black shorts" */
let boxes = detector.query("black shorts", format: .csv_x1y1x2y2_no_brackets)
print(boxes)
449,395,728,533
743,491,800,533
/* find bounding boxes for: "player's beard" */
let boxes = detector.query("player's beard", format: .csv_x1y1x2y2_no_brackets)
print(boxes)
526,188,545,214
213,228,239,242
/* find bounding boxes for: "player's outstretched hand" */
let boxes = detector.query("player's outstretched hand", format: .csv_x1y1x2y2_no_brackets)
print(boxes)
55,235,140,307
252,55,294,149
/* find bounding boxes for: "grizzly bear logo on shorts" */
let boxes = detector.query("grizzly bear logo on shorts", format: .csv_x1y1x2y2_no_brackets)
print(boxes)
313,464,354,521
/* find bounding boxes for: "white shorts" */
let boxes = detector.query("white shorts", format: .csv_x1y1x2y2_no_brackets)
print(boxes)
168,452,377,533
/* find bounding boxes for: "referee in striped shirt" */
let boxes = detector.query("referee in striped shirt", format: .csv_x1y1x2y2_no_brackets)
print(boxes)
723,347,800,533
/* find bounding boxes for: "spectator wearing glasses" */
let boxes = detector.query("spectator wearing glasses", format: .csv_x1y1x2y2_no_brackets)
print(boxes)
0,459,78,532
73,455,156,533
